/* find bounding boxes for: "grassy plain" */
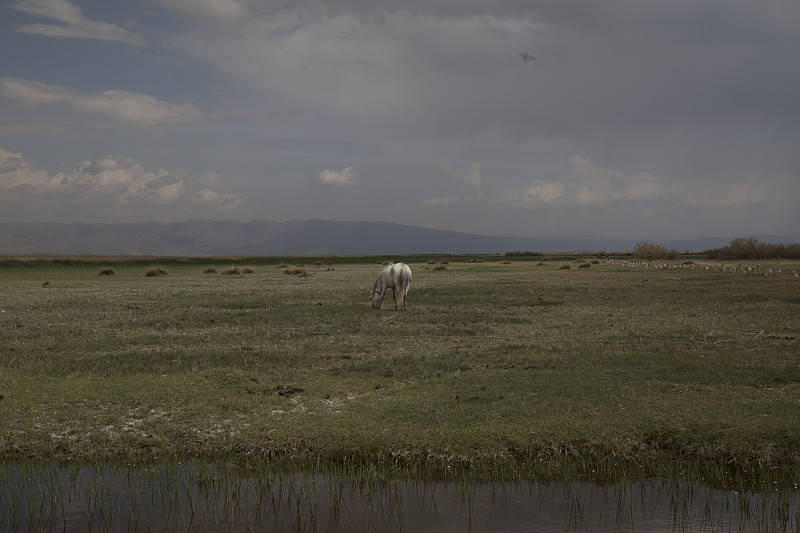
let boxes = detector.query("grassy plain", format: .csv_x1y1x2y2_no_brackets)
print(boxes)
1,255,799,484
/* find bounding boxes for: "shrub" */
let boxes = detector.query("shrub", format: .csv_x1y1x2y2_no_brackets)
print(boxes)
98,267,116,276
504,251,543,258
223,266,241,275
145,266,168,277
558,265,571,270
203,267,218,274
242,267,255,274
432,263,447,271
633,241,678,261
578,262,591,269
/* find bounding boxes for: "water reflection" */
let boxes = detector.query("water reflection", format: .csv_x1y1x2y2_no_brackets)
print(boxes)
1,463,798,532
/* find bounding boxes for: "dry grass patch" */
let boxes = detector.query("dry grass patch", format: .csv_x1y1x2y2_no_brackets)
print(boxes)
223,266,241,275
203,267,218,274
284,266,311,277
99,267,116,276
145,266,168,277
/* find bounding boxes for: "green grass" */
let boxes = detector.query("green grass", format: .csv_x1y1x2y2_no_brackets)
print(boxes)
1,257,799,484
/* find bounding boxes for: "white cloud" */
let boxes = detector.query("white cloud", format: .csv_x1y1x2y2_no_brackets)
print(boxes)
443,162,482,191
0,148,244,217
316,166,358,186
519,155,664,208
567,155,662,205
519,180,565,206
0,78,202,126
192,189,243,210
150,0,247,24
422,197,454,208
713,182,767,208
10,0,145,45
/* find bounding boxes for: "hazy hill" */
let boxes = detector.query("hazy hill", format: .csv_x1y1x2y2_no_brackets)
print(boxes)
0,220,795,256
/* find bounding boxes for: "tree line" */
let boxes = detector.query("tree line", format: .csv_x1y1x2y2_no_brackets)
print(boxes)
704,238,800,260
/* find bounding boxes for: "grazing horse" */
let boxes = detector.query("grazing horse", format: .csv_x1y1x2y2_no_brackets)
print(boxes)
371,262,412,310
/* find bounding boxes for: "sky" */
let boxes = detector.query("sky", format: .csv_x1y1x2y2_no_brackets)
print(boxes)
0,0,798,239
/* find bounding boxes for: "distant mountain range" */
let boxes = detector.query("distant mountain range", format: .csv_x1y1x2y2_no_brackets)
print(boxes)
0,219,796,256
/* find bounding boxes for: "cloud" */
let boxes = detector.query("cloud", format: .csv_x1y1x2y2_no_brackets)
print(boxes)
713,182,767,208
520,180,566,206
0,78,202,126
150,0,247,24
518,155,663,207
443,162,482,191
316,166,359,186
10,0,145,45
0,148,244,218
192,189,243,210
421,197,454,208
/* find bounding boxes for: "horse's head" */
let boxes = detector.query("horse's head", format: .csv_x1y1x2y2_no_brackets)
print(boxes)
369,287,383,309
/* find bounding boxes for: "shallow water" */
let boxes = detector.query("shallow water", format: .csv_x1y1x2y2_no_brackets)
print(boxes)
1,463,799,532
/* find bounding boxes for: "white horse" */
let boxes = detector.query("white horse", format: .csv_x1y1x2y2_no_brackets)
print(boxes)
370,262,412,310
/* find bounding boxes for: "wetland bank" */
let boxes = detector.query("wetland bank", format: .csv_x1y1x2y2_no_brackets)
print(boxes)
1,254,799,530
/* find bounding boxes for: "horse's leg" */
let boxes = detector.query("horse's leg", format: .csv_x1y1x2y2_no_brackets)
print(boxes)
392,288,398,310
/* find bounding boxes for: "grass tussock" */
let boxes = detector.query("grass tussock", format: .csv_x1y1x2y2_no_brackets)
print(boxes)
223,266,241,275
203,267,218,274
432,263,448,271
284,266,311,277
145,266,168,277
558,264,571,270
242,267,255,274
98,267,116,276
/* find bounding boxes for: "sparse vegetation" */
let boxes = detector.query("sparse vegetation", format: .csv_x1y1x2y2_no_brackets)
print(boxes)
242,267,255,274
432,263,447,271
1,257,799,488
203,266,218,274
99,267,116,276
